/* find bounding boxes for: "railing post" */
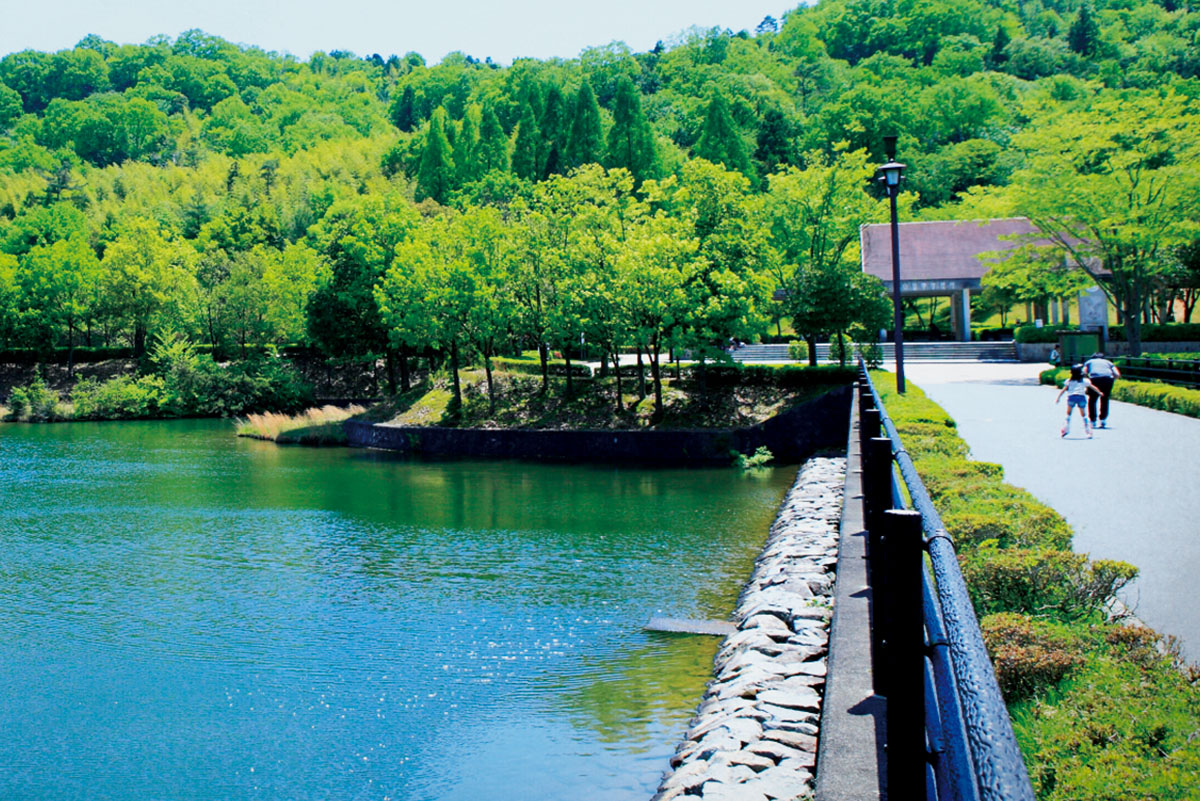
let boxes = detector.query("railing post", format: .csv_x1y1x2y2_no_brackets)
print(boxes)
884,509,927,800
863,436,894,696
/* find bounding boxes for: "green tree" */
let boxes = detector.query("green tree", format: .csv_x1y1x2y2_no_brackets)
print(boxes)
511,101,542,182
100,217,198,357
694,85,753,179
1009,89,1200,355
17,235,101,362
415,106,456,204
1068,4,1101,57
605,76,658,184
456,104,482,185
540,85,569,179
476,104,510,174
566,80,603,169
306,196,420,392
389,84,419,132
763,148,895,363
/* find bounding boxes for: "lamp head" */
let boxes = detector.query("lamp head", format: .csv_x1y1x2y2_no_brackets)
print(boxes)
878,160,905,187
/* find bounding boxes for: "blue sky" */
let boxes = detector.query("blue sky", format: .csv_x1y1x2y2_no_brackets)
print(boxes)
1,0,793,64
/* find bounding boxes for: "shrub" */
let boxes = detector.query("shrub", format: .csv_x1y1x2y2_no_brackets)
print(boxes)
787,340,809,362
734,445,774,469
960,547,1138,621
943,498,1073,551
981,612,1086,702
3,376,64,421
71,375,164,420
914,457,1004,499
1013,654,1200,801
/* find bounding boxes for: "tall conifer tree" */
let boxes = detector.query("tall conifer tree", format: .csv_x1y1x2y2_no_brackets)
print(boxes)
540,86,569,179
476,104,510,174
605,76,658,184
511,102,542,181
416,107,455,204
456,105,482,185
694,85,753,178
566,80,603,169
1068,4,1101,56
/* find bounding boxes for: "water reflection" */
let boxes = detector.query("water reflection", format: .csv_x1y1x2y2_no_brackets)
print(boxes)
0,420,792,801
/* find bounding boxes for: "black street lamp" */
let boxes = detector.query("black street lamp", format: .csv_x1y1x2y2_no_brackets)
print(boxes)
878,135,906,394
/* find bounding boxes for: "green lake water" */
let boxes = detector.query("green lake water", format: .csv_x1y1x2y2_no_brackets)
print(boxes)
0,419,794,801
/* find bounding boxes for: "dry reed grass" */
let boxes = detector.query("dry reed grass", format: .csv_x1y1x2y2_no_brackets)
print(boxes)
236,404,364,441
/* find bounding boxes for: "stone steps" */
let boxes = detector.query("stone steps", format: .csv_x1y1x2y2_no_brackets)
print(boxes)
731,341,1017,363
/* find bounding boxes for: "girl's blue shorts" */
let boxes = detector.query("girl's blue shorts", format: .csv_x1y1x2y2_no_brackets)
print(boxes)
1067,395,1087,409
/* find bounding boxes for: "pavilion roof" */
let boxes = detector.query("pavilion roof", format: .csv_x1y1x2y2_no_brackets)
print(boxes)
860,217,1043,282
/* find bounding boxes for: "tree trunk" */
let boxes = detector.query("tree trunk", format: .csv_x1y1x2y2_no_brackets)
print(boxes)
650,334,663,422
564,351,574,397
612,351,623,413
133,325,147,359
450,342,463,413
539,342,549,395
399,347,411,392
385,350,397,395
806,334,817,367
636,348,646,398
484,352,495,414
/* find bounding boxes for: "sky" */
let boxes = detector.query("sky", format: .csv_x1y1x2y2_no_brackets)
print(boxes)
0,0,795,64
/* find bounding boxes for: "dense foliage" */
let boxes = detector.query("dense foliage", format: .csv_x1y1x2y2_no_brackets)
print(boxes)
3,0,1200,398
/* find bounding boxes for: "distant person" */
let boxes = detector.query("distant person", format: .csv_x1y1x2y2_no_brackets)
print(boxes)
1057,364,1104,439
1082,352,1121,429
1048,347,1059,365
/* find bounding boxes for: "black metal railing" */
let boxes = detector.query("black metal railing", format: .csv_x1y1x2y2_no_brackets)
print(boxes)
1115,356,1200,388
856,362,1035,801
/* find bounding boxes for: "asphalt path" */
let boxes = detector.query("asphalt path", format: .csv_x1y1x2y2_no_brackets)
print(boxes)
899,361,1200,661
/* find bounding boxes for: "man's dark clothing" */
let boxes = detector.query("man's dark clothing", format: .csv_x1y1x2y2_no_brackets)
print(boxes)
1086,375,1114,423
1083,356,1118,424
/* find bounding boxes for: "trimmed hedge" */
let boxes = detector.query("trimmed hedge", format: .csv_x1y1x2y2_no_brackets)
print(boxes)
686,363,856,388
1016,322,1200,345
1040,368,1200,419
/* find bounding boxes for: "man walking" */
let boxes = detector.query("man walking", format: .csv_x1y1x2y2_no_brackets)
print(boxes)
1083,352,1121,428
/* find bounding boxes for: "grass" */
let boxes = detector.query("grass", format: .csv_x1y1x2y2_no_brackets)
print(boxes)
361,368,840,431
236,404,365,445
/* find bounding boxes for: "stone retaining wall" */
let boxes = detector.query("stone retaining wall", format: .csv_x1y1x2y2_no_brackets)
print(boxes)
651,457,846,800
344,386,851,465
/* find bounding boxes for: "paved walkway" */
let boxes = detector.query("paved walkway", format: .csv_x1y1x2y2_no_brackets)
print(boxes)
900,361,1200,661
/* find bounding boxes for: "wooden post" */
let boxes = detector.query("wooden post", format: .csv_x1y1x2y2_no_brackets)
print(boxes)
884,509,927,799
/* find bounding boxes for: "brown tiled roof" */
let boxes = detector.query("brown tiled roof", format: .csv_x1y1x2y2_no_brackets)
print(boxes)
860,218,1042,282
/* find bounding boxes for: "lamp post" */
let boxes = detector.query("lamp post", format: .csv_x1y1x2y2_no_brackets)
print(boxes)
878,135,906,394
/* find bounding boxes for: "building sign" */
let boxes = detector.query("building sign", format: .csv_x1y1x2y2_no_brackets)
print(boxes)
1078,286,1108,332
890,279,976,293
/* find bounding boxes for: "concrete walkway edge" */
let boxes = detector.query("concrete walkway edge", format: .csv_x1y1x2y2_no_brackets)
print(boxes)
815,388,885,800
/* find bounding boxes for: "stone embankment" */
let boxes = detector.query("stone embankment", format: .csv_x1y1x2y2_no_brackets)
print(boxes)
652,457,846,801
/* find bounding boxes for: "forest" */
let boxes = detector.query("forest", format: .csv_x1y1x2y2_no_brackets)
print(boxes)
1,0,1200,413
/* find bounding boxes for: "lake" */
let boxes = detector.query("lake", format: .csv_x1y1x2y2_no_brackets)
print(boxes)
0,419,794,801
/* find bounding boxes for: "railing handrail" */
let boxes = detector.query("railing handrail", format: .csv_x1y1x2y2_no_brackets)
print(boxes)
857,361,1035,801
